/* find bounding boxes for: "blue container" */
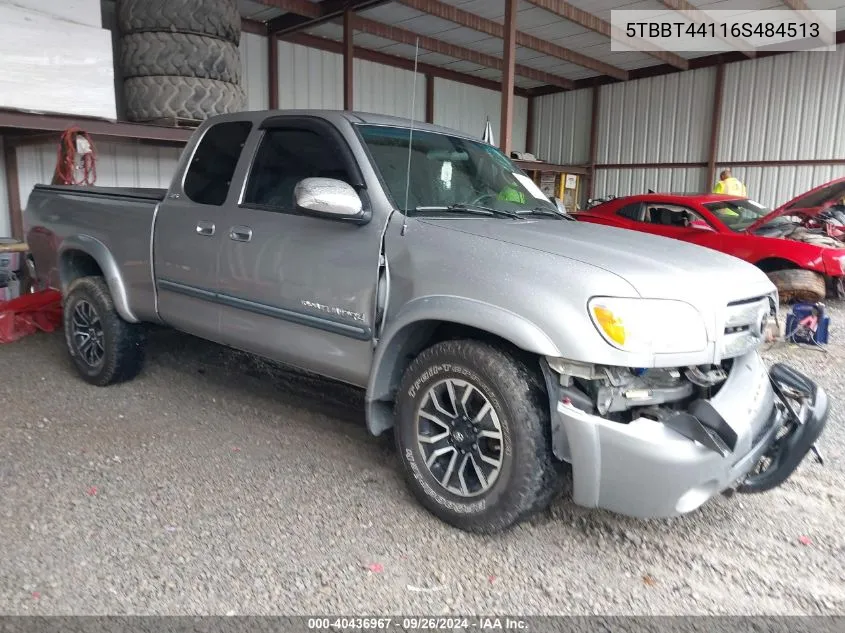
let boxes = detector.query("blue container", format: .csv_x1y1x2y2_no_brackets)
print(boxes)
785,302,830,345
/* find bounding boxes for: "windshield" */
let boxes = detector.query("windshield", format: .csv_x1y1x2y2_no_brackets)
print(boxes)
357,124,557,216
704,199,779,231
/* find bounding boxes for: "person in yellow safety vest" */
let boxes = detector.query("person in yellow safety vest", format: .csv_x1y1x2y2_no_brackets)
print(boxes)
497,182,526,204
713,168,747,197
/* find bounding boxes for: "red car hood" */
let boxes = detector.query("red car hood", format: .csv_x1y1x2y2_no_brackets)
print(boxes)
747,176,845,232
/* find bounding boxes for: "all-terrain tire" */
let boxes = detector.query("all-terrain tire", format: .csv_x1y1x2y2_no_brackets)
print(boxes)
766,269,826,303
116,0,241,45
119,32,241,83
394,340,564,534
63,276,146,386
124,76,245,121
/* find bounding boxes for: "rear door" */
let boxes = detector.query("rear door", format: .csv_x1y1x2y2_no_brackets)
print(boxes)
153,119,253,341
216,115,384,387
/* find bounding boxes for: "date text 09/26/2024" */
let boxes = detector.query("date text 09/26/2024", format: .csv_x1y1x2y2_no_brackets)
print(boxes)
307,617,528,631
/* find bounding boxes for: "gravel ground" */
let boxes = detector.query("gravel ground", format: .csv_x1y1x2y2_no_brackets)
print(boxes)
1,304,844,616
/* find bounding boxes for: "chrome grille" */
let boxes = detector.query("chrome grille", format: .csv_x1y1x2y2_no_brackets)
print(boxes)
720,296,773,359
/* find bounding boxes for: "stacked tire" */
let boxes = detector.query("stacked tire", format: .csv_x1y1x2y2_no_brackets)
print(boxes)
116,0,245,122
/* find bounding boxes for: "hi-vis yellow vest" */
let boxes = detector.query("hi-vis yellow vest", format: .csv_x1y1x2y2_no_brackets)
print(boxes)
713,177,747,197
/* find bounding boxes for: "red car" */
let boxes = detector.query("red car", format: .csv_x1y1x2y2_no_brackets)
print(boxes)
575,177,845,302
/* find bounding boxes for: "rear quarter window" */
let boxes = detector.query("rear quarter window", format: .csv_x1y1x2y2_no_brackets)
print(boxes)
616,203,642,221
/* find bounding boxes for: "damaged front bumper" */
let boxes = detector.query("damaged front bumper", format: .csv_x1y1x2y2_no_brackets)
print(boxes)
549,351,829,518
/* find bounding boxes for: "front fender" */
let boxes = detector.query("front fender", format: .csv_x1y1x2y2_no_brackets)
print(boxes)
58,235,138,323
364,295,562,435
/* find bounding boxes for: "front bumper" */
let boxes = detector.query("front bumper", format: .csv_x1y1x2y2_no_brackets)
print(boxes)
551,351,829,518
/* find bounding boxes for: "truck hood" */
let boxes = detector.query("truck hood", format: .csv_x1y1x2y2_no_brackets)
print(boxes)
418,216,775,304
747,176,845,232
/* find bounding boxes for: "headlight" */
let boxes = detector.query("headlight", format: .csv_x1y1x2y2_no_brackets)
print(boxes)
588,297,708,354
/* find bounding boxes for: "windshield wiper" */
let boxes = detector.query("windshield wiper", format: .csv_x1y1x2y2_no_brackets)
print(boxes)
520,206,575,221
412,204,521,220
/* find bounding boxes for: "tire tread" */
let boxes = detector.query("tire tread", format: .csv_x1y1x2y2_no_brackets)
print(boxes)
63,277,145,386
119,32,241,83
395,339,563,534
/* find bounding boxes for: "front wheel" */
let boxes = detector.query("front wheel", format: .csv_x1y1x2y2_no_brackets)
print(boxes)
394,340,563,533
63,276,146,386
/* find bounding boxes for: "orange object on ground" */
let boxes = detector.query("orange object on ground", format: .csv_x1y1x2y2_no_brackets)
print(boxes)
0,289,63,344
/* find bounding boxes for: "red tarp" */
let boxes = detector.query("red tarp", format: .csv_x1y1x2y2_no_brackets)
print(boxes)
0,289,63,344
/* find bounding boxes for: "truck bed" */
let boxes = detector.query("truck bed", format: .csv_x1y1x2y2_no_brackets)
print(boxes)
24,183,165,323
33,184,168,201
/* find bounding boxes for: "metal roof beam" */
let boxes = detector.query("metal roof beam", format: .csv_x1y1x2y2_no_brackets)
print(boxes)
257,0,574,87
282,32,533,96
780,0,837,45
396,0,629,80
658,0,755,58
523,0,688,70
265,0,388,35
351,15,574,89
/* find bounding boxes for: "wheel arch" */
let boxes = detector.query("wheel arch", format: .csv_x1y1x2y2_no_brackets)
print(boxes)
365,296,561,436
58,236,138,323
754,256,802,272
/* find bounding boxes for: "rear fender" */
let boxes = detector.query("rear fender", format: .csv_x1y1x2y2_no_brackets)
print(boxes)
58,235,138,323
365,296,562,435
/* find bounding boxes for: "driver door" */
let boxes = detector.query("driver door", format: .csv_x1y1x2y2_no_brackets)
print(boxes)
641,203,721,249
216,116,384,388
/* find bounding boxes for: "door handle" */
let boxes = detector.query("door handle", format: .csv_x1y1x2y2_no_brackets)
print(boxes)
196,221,215,236
229,226,253,242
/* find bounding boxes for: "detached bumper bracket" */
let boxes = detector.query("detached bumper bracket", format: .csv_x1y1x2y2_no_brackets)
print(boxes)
736,362,830,494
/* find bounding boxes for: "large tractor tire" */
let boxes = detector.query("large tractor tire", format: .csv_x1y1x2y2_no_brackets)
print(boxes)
116,0,241,45
124,76,245,121
767,269,826,303
119,32,241,84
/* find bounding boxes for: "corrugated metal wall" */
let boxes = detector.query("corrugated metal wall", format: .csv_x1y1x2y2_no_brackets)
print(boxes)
0,137,9,237
240,32,269,111
719,46,845,163
596,67,717,164
16,141,181,207
727,165,844,210
272,42,527,148
717,45,845,206
275,41,426,120
593,168,708,199
432,78,528,153
277,40,345,110
532,87,592,165
353,58,426,120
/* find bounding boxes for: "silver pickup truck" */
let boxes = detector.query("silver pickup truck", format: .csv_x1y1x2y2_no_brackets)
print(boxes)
24,110,828,533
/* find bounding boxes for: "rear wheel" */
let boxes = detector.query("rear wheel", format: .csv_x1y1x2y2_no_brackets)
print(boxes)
394,340,563,533
766,269,826,303
63,277,146,386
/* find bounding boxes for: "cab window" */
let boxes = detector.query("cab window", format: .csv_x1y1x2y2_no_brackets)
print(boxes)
242,127,354,212
642,203,708,228
183,121,252,206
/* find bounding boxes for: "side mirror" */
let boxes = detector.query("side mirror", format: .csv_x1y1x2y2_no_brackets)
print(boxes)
688,219,715,231
553,197,567,214
294,177,364,221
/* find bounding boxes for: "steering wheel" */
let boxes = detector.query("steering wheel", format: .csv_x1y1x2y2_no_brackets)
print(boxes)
470,193,498,207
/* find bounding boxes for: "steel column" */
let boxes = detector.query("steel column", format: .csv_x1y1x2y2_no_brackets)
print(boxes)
344,10,354,110
425,74,434,124
269,34,279,109
500,0,517,156
3,141,22,240
706,63,725,188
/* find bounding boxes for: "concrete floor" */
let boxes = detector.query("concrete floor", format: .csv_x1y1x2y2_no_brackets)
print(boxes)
1,315,844,615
